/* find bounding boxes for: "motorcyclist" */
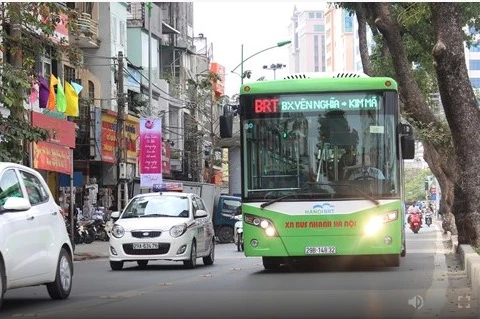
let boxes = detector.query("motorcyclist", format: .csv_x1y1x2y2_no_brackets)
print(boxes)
407,201,422,225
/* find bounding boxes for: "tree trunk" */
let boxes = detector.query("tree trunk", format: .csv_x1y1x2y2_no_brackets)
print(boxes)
422,141,457,235
430,3,480,246
366,3,458,238
355,7,373,76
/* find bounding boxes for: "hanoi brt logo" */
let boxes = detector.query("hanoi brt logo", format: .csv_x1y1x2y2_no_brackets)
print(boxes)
305,203,335,215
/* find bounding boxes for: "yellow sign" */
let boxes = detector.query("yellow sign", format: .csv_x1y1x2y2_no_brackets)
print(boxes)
101,111,139,164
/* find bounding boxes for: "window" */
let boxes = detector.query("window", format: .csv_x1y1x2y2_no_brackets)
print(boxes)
314,24,324,32
120,21,126,46
20,171,49,205
0,169,23,206
315,12,323,19
308,12,315,19
471,78,480,88
64,65,76,83
112,16,117,43
344,12,353,33
470,44,480,52
470,60,480,70
88,80,95,100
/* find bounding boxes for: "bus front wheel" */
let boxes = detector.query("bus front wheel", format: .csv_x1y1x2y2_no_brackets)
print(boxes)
383,254,400,267
262,257,281,270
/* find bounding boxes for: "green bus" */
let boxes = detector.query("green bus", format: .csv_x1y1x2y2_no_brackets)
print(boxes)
238,73,415,270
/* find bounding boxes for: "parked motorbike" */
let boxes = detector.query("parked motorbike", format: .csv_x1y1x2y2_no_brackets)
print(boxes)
78,220,96,244
409,212,422,234
91,218,109,241
425,213,432,227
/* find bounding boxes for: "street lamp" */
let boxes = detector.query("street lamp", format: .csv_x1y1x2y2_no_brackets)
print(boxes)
231,40,291,85
263,63,286,80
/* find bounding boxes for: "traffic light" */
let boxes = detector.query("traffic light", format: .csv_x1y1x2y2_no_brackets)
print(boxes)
282,131,295,139
220,114,233,138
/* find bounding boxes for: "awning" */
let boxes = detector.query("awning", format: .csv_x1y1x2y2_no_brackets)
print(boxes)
162,22,180,35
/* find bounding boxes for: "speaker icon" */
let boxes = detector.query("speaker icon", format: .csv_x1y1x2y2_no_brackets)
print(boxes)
408,295,424,309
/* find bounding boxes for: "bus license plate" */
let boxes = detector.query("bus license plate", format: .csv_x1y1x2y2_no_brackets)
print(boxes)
305,246,336,255
133,242,159,249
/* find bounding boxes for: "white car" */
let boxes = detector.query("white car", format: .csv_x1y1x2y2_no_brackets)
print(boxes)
109,191,215,270
0,163,74,307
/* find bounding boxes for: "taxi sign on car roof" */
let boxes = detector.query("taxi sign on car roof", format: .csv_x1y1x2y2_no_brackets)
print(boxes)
152,182,184,192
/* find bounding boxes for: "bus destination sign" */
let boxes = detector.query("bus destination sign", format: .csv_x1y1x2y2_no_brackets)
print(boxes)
254,93,381,114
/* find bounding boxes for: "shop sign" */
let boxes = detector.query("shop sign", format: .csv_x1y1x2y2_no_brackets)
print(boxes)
31,111,76,148
162,140,171,176
101,111,139,163
33,141,72,175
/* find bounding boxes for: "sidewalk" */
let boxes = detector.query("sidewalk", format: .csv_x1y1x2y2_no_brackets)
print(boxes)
73,240,109,261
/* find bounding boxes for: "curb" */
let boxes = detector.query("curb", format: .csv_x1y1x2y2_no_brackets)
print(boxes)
74,253,108,261
459,244,480,300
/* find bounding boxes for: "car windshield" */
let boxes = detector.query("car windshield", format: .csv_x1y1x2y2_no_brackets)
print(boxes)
121,195,190,218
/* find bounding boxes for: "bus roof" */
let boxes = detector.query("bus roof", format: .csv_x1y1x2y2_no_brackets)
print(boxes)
240,73,398,95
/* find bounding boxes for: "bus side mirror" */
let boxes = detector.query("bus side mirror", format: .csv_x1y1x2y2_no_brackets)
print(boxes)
401,135,415,159
398,123,413,136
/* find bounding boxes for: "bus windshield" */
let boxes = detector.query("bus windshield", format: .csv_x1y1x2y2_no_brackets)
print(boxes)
241,91,400,201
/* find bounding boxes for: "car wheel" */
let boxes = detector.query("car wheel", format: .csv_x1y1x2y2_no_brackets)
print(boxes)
0,259,5,308
110,261,124,271
46,248,73,299
217,226,233,243
137,260,148,268
183,241,197,269
203,239,215,266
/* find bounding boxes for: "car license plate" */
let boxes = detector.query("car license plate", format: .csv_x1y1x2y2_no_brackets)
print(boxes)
133,242,159,249
305,246,336,255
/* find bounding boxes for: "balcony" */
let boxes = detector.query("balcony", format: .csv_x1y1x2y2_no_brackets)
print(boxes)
72,13,99,49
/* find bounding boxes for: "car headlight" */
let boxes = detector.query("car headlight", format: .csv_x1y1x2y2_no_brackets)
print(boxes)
112,225,125,238
170,223,187,237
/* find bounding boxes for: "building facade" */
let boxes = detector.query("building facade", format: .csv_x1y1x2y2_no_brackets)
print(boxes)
288,7,326,73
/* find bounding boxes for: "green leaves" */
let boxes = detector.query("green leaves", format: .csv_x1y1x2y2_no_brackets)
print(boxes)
0,2,78,163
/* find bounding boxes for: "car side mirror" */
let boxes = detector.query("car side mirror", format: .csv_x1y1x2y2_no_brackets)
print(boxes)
110,211,120,221
195,209,208,218
1,197,32,212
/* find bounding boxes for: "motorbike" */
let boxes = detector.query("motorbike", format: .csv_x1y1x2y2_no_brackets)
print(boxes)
91,218,109,241
409,212,422,234
222,213,243,251
78,220,96,244
233,214,243,252
425,213,432,227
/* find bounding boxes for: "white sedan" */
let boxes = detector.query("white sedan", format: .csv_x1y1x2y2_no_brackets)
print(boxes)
109,191,215,270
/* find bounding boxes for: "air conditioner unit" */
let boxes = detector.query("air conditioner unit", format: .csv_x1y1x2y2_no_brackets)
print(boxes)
119,163,127,179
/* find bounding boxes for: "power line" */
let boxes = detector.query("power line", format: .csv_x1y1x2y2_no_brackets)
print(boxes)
122,66,186,105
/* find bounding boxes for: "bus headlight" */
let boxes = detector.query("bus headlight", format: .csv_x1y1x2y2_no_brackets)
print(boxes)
244,214,278,237
364,216,384,236
364,211,399,236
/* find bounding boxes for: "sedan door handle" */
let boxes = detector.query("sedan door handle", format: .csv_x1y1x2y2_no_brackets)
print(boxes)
26,215,35,221
51,211,58,216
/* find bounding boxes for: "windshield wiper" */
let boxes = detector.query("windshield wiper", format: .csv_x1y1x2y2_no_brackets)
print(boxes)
260,182,335,210
259,181,379,209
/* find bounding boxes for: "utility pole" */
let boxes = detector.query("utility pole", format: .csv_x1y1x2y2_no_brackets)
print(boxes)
116,51,128,211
